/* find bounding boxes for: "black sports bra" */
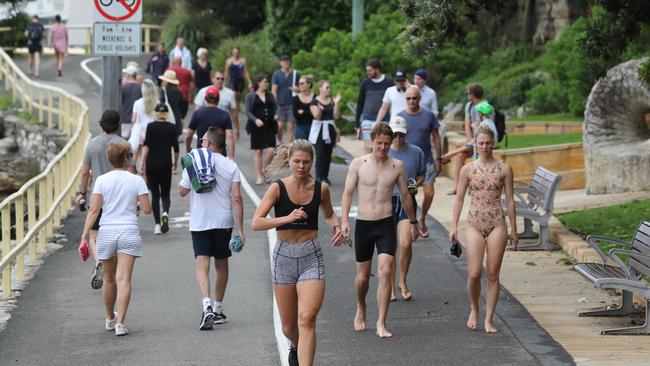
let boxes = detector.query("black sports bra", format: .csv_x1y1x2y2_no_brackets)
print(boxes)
274,179,321,231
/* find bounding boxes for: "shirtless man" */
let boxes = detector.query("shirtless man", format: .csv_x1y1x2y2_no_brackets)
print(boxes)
341,123,419,338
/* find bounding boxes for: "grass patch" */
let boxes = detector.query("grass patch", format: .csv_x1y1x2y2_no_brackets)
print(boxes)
498,133,583,150
510,113,583,123
0,91,11,110
331,155,346,165
17,110,39,124
557,199,650,253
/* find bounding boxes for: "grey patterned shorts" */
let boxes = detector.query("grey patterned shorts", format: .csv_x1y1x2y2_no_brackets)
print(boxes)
271,239,325,285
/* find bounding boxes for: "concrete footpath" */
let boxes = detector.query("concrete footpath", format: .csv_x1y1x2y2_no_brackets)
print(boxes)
339,135,650,365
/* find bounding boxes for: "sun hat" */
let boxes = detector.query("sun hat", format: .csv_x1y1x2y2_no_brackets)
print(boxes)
389,115,407,134
122,64,138,76
158,70,179,85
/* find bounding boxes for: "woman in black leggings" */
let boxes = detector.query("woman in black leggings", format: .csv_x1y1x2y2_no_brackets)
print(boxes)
309,80,341,185
141,103,179,234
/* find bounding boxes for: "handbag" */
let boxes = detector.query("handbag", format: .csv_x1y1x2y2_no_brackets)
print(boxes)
450,238,463,258
161,89,176,126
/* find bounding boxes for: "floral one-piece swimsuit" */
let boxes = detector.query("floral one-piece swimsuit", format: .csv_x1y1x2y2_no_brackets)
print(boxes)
467,160,505,238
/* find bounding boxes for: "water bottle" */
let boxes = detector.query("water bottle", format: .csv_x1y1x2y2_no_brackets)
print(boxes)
407,178,417,195
229,235,244,253
79,198,87,212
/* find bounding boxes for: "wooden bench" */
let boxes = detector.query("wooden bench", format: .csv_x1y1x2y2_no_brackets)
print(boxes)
573,220,650,335
501,166,561,250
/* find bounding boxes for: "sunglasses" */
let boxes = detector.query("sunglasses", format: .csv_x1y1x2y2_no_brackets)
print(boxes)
394,132,406,138
406,97,419,101
215,77,224,80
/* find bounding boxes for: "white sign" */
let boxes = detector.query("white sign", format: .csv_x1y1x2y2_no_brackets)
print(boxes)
93,22,141,56
94,0,142,23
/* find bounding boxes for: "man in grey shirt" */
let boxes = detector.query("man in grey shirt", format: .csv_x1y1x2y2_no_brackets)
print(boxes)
271,54,300,143
75,110,130,290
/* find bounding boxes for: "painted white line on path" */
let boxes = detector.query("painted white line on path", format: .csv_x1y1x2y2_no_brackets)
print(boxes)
238,172,288,366
82,59,287,366
80,57,102,86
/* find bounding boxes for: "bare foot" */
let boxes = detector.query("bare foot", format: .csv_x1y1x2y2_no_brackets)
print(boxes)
354,306,367,331
376,323,393,338
467,309,478,330
399,283,412,301
446,190,457,196
418,222,430,238
485,321,499,333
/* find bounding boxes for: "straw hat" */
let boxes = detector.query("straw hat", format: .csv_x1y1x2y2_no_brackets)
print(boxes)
158,70,179,85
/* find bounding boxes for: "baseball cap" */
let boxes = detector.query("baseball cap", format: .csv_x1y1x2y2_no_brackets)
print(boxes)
394,69,406,82
389,116,407,134
205,86,220,100
279,54,291,61
122,64,138,76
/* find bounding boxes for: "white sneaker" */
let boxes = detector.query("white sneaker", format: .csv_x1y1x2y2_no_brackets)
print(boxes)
115,323,128,336
105,312,118,331
154,224,162,234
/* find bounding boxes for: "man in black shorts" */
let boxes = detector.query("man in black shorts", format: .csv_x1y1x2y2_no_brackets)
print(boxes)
179,127,244,330
24,15,44,78
341,123,419,338
76,110,129,289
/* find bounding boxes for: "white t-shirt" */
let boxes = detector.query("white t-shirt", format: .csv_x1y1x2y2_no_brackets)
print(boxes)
417,85,438,117
93,170,149,227
194,86,236,112
180,151,241,231
382,85,408,119
130,98,156,150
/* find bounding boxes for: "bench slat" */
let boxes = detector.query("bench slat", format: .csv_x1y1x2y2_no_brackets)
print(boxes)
630,257,650,277
575,263,627,282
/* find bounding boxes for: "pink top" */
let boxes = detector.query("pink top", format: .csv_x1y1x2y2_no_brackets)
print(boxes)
50,23,68,53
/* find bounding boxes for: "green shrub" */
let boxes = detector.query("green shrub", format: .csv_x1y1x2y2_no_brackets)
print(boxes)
210,29,278,80
160,2,229,53
0,12,29,50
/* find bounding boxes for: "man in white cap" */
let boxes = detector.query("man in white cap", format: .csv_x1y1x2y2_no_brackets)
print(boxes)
120,64,142,138
387,116,426,301
375,69,410,124
398,87,441,239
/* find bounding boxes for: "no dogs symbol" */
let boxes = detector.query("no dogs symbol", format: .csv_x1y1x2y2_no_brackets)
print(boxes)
94,0,143,22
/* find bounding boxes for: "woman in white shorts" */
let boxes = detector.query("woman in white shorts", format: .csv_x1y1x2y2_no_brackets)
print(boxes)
81,143,151,336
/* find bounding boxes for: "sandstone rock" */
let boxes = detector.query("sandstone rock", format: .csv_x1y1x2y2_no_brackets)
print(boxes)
0,172,22,193
443,102,464,122
584,58,650,194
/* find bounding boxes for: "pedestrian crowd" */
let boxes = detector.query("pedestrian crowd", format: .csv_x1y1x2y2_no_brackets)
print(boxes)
67,32,518,366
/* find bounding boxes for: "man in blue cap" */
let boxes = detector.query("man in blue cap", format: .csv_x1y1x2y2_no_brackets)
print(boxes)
412,69,438,118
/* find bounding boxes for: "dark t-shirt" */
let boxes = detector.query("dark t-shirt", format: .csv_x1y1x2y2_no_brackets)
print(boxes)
188,106,233,149
310,98,335,120
144,121,180,171
25,22,44,45
121,82,142,125
192,61,212,90
399,109,440,164
292,95,314,125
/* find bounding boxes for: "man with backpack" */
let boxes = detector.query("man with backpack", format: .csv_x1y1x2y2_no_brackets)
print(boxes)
179,127,244,330
24,15,44,78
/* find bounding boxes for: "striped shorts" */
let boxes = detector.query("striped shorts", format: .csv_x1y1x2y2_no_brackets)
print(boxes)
271,239,324,285
96,225,143,260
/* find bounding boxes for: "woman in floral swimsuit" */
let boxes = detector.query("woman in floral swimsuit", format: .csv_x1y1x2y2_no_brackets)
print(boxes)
449,124,518,333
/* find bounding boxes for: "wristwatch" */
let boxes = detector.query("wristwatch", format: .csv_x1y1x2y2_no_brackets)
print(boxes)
409,219,418,225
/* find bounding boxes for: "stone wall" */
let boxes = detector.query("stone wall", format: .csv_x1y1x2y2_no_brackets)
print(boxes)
0,110,68,194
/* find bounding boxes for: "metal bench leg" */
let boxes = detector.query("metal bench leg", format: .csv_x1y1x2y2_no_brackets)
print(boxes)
517,223,558,251
518,218,539,239
601,300,650,335
579,290,640,317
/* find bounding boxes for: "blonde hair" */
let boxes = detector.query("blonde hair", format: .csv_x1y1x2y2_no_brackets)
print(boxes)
476,124,495,141
300,74,314,87
317,79,329,96
141,79,159,115
266,139,315,177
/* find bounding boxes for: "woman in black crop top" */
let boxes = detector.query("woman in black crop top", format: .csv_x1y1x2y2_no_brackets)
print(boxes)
309,80,341,185
292,75,314,140
252,139,344,366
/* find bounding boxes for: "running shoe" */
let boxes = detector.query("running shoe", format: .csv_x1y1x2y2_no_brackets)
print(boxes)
91,262,103,289
288,345,298,366
115,323,128,336
154,224,162,235
105,312,118,331
214,311,228,324
199,306,215,330
161,212,169,233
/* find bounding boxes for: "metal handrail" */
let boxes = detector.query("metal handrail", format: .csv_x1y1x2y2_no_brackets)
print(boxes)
0,47,90,299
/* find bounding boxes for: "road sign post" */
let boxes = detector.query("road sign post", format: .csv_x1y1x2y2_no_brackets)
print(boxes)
93,0,143,116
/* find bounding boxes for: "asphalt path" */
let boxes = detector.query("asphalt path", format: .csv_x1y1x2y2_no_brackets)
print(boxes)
0,54,574,365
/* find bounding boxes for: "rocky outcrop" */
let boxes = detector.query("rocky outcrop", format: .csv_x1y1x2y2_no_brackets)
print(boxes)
584,58,650,194
498,0,585,45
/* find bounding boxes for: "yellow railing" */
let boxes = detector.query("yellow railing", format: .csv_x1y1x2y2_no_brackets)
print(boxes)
0,48,90,299
0,24,163,53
